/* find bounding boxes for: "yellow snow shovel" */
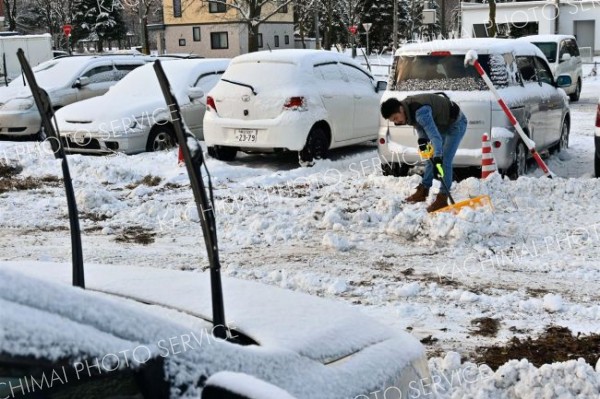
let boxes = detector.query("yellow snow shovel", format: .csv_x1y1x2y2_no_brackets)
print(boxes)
431,162,493,214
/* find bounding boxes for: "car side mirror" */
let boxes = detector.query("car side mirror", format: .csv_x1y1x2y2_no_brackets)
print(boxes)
375,81,387,93
560,53,571,63
188,87,205,101
556,74,572,87
73,76,90,89
201,372,298,399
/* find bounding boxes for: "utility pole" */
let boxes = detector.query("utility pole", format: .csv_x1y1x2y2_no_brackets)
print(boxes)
393,0,398,51
315,6,320,49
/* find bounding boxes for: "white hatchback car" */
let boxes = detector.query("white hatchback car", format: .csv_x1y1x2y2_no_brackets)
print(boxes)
519,35,583,101
55,58,229,154
203,49,385,165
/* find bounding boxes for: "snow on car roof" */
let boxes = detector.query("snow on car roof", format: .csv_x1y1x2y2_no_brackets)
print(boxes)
397,38,546,58
107,58,230,103
1,263,427,398
518,34,577,43
3,261,415,363
230,49,371,75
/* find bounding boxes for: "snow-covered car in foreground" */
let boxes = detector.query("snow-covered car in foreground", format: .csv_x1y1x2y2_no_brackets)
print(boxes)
378,38,572,179
203,49,384,165
0,54,149,139
54,58,229,154
1,262,430,398
518,34,583,101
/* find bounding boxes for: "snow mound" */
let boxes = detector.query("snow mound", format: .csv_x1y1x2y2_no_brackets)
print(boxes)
428,355,600,399
75,188,125,213
322,233,354,252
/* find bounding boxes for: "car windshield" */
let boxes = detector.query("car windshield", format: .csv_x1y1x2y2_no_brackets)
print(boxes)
9,57,90,89
531,42,557,63
222,61,297,90
391,54,498,91
108,62,192,99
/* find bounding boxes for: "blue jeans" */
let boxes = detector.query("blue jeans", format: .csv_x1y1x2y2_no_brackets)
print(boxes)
421,112,467,194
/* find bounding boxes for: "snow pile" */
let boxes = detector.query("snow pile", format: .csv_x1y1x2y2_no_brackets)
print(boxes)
425,353,600,399
322,233,354,252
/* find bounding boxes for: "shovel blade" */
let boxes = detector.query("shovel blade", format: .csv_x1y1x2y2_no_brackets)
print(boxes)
433,195,493,214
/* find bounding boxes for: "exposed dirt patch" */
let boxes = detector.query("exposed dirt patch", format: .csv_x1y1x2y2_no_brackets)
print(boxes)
115,226,156,245
0,174,61,194
470,317,500,337
84,226,104,233
474,326,600,370
526,287,549,298
0,162,23,177
80,212,111,222
141,175,161,187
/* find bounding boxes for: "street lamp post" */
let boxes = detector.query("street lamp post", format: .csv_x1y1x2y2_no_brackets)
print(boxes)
362,22,372,55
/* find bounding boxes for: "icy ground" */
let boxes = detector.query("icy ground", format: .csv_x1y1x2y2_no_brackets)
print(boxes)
1,62,599,397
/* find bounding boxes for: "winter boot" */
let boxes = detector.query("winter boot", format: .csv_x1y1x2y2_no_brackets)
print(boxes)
427,193,449,213
405,184,429,203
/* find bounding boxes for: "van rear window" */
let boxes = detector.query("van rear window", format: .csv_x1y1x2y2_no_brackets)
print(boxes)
390,54,505,91
531,42,557,63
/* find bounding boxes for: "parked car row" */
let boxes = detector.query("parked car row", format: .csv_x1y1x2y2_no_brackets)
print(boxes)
378,36,575,179
0,38,593,175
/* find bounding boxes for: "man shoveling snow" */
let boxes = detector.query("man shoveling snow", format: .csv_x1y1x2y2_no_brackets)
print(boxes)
381,94,468,212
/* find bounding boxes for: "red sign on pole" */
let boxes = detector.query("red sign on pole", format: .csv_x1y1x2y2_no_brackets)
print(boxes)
63,24,72,37
349,25,358,35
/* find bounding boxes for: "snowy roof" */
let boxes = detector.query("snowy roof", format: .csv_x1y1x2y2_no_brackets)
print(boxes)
231,49,370,74
518,34,576,43
1,262,429,398
397,38,545,58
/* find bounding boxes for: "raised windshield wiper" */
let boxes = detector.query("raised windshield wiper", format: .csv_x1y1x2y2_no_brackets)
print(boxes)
221,78,257,95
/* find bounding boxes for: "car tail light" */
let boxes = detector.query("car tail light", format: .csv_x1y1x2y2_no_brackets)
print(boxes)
430,51,451,56
207,96,217,113
283,96,306,111
379,138,386,145
494,141,502,148
596,104,600,127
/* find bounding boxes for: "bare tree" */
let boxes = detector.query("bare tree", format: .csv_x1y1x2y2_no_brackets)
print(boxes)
293,0,318,49
123,0,161,54
24,0,78,48
4,0,19,31
168,0,294,53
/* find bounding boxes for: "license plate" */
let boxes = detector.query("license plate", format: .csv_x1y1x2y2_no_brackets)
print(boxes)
235,129,258,143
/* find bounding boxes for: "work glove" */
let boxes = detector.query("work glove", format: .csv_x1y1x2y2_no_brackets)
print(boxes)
417,138,434,160
432,156,444,179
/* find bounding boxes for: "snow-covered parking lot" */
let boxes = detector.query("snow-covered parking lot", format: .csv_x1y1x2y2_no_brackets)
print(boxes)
1,64,599,397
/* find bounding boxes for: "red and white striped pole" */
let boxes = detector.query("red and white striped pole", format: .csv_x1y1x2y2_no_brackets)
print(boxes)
481,133,497,179
464,50,553,178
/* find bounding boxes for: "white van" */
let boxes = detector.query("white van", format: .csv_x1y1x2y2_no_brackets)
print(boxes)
518,35,583,101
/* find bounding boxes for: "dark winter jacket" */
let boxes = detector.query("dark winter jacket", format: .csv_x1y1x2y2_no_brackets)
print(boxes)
400,93,460,132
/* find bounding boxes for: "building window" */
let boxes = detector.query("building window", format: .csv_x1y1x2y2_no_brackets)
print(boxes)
274,35,279,47
258,33,263,48
209,0,226,13
284,35,289,45
173,0,182,17
277,0,288,13
193,27,201,41
179,38,186,46
211,32,229,49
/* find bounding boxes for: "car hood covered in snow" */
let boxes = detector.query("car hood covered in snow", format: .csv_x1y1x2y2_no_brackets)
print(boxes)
1,261,429,398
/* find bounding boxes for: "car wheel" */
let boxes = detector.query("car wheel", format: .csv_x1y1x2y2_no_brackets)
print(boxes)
569,78,581,102
146,125,176,152
382,162,409,177
508,141,528,180
207,145,237,161
299,126,329,167
550,119,569,154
